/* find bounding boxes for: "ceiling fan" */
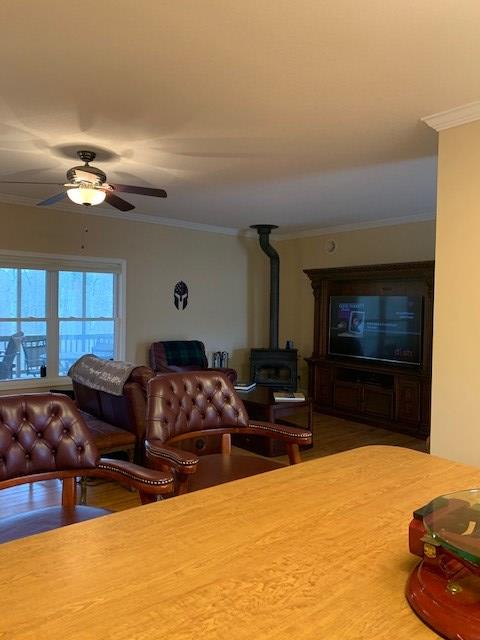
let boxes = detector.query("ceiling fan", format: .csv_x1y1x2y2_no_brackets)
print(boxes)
0,150,167,212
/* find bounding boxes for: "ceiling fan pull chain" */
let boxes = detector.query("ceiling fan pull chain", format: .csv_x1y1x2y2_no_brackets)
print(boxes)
80,213,89,251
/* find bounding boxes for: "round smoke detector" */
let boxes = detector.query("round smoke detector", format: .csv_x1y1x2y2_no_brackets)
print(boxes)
325,239,337,254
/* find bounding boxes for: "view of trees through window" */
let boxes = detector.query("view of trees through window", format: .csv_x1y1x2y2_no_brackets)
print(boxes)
0,267,117,380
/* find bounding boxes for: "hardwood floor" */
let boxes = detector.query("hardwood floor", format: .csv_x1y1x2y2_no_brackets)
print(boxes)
0,412,427,517
287,409,427,462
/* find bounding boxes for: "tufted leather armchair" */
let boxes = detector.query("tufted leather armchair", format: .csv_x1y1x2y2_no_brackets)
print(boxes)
149,340,238,384
0,393,173,544
145,372,312,495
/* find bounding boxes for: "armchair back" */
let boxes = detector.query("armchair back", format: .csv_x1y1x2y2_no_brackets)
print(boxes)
147,371,249,443
0,393,98,482
149,340,208,372
149,340,238,384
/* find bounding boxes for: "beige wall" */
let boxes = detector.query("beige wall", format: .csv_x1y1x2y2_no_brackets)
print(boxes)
0,200,437,395
430,120,480,465
0,202,268,381
275,220,436,387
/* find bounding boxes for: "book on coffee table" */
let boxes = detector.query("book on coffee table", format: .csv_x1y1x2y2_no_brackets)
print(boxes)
234,381,256,392
273,391,305,402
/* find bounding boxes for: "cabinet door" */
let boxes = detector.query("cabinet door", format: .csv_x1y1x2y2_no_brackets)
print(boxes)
396,378,421,424
334,382,362,412
314,365,333,406
363,386,394,419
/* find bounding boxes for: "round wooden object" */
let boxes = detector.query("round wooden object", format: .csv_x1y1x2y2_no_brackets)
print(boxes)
406,559,480,640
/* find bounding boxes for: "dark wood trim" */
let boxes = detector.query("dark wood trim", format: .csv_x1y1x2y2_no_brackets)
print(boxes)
304,260,435,282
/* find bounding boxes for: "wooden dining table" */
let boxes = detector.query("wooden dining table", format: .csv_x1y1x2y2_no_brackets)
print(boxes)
0,445,478,639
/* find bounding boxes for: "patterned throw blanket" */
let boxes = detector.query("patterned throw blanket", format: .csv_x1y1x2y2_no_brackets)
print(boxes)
68,354,136,396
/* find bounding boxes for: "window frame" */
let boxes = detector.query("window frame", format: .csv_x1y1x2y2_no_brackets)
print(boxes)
0,250,126,390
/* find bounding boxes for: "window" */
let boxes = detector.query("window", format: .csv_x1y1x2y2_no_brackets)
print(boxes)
0,252,125,384
58,271,116,375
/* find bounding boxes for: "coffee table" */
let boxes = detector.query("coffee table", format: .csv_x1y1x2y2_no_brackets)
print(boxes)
233,385,313,456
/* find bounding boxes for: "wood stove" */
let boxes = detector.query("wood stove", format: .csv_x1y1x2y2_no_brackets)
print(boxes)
250,348,297,391
249,224,298,392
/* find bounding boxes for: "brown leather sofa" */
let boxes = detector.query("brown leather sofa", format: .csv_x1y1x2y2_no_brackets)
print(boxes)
72,365,155,465
0,393,173,544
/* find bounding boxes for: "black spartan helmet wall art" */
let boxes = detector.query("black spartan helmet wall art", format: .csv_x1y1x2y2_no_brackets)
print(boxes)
174,281,189,310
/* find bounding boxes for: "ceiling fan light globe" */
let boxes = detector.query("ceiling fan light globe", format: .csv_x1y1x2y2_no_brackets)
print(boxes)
67,186,106,206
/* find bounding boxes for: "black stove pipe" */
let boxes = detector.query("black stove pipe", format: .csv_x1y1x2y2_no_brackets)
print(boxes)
250,224,279,349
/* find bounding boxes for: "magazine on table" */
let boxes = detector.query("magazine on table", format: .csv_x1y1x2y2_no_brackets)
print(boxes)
234,381,256,392
273,391,305,402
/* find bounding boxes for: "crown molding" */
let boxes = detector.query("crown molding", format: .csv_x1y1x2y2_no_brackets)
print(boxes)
274,212,436,241
422,101,480,131
0,192,240,237
0,193,436,242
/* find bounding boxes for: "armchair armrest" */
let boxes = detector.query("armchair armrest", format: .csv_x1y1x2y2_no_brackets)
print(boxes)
247,421,312,445
246,421,312,465
94,459,174,497
145,439,199,474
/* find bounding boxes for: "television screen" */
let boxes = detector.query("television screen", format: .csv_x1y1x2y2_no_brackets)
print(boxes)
328,295,423,365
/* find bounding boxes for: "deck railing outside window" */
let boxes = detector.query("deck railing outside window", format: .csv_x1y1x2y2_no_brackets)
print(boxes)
0,333,115,379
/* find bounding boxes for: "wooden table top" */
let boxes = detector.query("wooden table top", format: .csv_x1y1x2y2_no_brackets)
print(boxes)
1,445,477,640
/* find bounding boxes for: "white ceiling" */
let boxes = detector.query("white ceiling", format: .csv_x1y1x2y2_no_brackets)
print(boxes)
0,1,479,234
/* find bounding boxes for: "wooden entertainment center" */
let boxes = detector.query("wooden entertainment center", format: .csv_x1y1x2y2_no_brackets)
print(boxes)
305,261,434,437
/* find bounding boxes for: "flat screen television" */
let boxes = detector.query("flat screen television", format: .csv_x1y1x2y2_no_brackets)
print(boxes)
328,295,423,365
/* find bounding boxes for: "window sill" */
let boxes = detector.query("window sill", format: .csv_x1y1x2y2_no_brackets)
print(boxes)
0,377,72,393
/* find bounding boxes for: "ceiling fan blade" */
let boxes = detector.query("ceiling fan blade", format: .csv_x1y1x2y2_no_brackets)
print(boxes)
111,183,167,198
105,191,135,212
0,181,64,185
36,192,67,206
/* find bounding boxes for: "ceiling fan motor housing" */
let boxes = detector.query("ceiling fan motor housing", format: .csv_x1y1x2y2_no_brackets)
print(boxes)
65,150,107,184
66,164,107,184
